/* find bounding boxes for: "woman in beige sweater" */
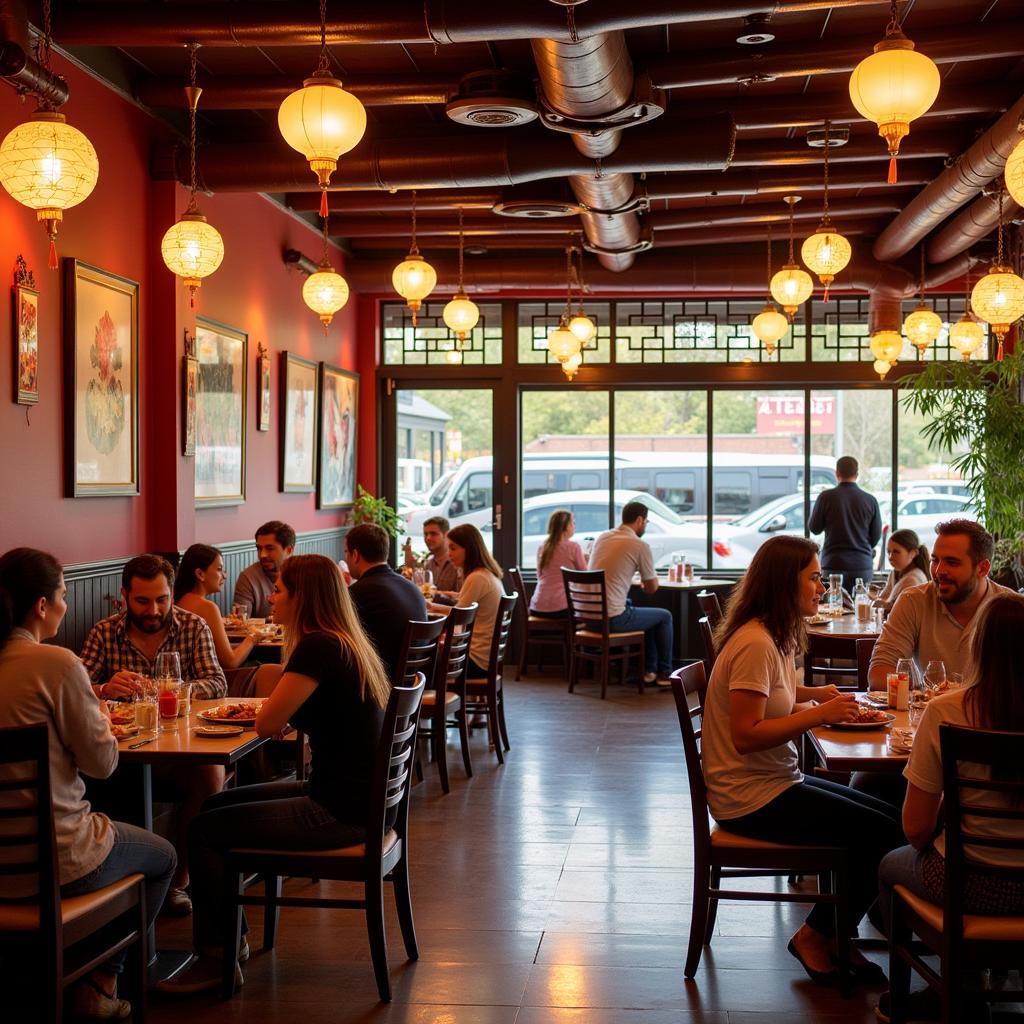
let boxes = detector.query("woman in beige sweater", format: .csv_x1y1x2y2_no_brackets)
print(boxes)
0,547,176,1020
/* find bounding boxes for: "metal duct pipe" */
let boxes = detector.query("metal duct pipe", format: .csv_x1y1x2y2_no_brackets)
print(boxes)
52,1,890,47
137,74,453,109
289,191,504,213
732,131,959,168
874,94,1024,263
0,0,69,107
647,197,900,231
152,117,736,192
531,32,640,270
868,294,903,335
647,23,1024,90
926,193,1024,264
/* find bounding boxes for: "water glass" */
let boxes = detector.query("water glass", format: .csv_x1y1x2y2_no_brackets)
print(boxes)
176,681,192,719
134,678,158,733
923,659,946,691
155,651,181,682
230,604,249,624
908,691,928,730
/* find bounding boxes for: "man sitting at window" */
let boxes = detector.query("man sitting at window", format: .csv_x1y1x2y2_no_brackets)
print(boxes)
403,515,461,601
233,520,295,619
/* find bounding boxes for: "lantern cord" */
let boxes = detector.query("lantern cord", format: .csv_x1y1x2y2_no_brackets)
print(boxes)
887,0,901,34
316,0,330,75
575,234,587,315
564,243,574,320
410,190,419,255
919,244,926,302
996,184,1005,266
822,121,831,224
457,207,465,292
786,197,796,263
765,223,773,301
187,43,199,211
38,0,53,87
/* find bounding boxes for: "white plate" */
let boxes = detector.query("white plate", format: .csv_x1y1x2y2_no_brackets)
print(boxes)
825,712,896,730
198,703,262,725
804,615,829,626
194,724,244,737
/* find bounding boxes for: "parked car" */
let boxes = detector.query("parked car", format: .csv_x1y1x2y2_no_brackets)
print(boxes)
502,489,709,570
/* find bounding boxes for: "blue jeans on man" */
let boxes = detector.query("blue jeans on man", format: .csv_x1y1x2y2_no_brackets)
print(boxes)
608,599,673,677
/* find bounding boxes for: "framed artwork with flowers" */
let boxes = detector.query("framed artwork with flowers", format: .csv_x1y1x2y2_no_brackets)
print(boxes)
12,255,39,405
317,363,358,510
280,351,317,493
63,260,140,497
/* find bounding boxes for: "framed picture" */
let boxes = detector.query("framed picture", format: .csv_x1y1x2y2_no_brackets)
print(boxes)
63,260,139,497
13,255,38,405
182,329,197,457
194,317,247,506
280,352,318,493
257,343,271,431
317,363,358,510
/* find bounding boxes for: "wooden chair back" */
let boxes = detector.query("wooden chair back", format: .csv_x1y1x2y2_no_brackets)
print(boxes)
697,591,723,629
0,724,58,940
506,566,528,630
698,615,718,670
393,617,447,688
804,632,865,690
855,637,874,691
562,569,609,637
435,603,478,692
486,592,518,683
669,663,712,856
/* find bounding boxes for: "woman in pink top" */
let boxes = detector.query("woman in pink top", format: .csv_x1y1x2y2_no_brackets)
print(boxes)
529,510,587,618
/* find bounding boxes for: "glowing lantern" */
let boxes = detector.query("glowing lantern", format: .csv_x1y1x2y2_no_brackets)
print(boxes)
902,302,942,358
547,324,582,363
770,196,814,318
1006,136,1024,207
971,267,1024,360
392,254,437,326
801,226,852,300
869,329,904,378
948,313,985,361
561,351,583,380
752,303,789,358
443,293,480,343
568,314,597,344
303,260,349,328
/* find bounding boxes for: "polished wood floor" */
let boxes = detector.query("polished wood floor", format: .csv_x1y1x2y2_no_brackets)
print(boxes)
150,675,1017,1024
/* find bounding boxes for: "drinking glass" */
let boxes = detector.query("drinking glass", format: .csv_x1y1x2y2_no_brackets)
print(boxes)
923,659,945,692
155,651,181,682
230,604,249,624
412,569,425,588
176,681,192,719
158,680,181,730
908,690,928,730
945,672,965,690
134,679,158,733
828,574,843,617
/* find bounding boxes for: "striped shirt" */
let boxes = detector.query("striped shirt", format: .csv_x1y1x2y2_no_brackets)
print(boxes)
80,607,227,699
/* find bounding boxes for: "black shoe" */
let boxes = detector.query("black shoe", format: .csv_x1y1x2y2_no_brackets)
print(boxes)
787,938,843,987
836,951,887,985
875,987,941,1022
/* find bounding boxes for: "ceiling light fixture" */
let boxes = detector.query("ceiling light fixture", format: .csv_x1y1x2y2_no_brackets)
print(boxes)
0,0,99,269
848,0,940,184
770,196,814,319
869,329,904,380
567,240,596,345
278,0,367,220
949,267,985,361
801,121,852,301
302,216,349,329
547,243,584,377
442,207,480,353
902,245,942,359
391,190,436,325
160,42,224,308
751,225,789,359
970,185,1024,361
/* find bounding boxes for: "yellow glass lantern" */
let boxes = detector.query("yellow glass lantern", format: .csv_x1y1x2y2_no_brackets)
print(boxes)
443,292,480,343
547,324,582,363
902,302,943,358
873,358,893,378
392,253,437,326
161,211,224,307
303,260,350,328
751,302,789,358
568,314,597,344
948,312,985,361
770,264,814,318
801,225,852,301
0,110,99,268
870,329,904,378
1006,136,1024,207
848,4,940,183
446,346,463,365
971,266,1024,360
561,351,583,380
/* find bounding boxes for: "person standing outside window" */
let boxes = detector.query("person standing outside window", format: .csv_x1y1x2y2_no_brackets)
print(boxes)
808,455,882,594
233,521,296,619
588,500,673,687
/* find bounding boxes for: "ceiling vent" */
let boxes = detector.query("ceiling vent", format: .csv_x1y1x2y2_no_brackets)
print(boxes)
446,70,540,128
491,199,582,219
736,14,775,45
806,126,851,148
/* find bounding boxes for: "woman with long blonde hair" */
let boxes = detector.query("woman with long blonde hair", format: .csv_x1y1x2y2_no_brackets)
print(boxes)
530,510,586,619
160,554,391,995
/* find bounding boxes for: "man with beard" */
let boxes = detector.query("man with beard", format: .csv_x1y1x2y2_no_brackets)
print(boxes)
869,519,1012,689
81,554,226,914
588,500,673,687
232,520,295,619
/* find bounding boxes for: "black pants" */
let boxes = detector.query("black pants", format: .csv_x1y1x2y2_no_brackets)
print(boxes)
721,775,904,936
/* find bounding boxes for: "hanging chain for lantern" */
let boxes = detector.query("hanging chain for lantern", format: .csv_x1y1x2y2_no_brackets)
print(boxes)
903,244,942,358
949,261,985,361
301,214,349,330
567,238,597,345
442,207,479,349
801,121,852,300
752,224,789,357
970,184,1024,361
391,189,437,325
770,195,813,318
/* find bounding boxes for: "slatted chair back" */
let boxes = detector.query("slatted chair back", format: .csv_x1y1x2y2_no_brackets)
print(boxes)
435,603,478,691
855,637,875,691
562,569,609,638
486,593,518,682
698,615,718,670
669,663,712,854
393,617,447,688
366,675,427,865
804,632,864,690
506,566,528,635
0,724,58,940
697,591,723,629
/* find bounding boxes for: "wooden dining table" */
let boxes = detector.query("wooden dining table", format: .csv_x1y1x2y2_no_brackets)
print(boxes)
807,707,910,774
805,610,882,639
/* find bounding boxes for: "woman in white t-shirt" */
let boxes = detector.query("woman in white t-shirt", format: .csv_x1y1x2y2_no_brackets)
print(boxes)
873,529,929,614
445,524,506,677
702,535,905,987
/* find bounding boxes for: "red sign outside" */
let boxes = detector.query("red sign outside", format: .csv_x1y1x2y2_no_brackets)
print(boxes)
756,395,836,435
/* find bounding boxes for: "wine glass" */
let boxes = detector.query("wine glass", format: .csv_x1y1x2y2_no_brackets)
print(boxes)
923,659,945,692
154,651,181,682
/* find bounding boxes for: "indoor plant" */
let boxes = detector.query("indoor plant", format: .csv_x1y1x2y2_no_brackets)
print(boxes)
350,485,402,538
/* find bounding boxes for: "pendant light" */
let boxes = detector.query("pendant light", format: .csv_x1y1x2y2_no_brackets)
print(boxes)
567,242,596,345
160,43,225,308
302,217,349,329
277,0,367,219
902,245,942,359
869,330,904,380
547,244,584,372
1007,134,1024,207
0,0,99,269
848,0,940,184
561,351,583,381
770,196,814,319
970,186,1024,361
391,192,436,326
751,226,789,358
442,208,480,351
801,123,852,300
949,270,985,361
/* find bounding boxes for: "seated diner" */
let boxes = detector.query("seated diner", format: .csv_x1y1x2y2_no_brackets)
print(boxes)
872,528,930,614
529,509,587,618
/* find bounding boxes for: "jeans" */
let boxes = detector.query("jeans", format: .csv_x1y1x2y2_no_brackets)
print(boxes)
188,780,366,950
608,600,673,676
877,844,929,938
61,821,177,973
723,775,905,936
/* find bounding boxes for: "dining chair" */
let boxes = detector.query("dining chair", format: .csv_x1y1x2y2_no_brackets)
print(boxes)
395,615,454,792
222,676,427,1003
855,637,874,691
562,568,646,698
669,663,852,990
464,592,517,764
698,615,718,672
804,632,870,691
507,565,570,679
0,724,148,1023
696,590,723,629
887,724,1024,1024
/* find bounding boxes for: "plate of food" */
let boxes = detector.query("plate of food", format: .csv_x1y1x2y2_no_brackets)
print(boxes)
197,701,263,725
863,691,890,706
825,706,896,729
107,702,136,726
804,614,829,626
194,724,245,738
111,723,141,739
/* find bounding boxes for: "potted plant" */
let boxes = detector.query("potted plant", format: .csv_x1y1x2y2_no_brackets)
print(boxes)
350,485,402,538
904,350,1024,587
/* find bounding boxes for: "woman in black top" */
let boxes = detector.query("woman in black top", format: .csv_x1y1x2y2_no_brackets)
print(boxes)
160,553,391,995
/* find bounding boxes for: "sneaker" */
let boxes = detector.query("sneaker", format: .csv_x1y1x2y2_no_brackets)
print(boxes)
156,954,243,996
71,976,131,1019
655,676,673,688
161,886,192,917
642,672,657,684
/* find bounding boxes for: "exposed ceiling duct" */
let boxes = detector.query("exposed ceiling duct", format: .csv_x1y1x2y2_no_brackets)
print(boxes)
926,192,1024,264
0,0,69,106
873,94,1024,263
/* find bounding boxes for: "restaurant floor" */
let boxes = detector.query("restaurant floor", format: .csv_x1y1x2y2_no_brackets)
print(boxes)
152,676,1022,1024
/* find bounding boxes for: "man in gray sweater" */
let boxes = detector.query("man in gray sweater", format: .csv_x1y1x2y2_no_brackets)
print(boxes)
233,520,295,618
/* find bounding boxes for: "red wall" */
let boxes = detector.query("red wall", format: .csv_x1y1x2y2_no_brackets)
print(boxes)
0,55,370,565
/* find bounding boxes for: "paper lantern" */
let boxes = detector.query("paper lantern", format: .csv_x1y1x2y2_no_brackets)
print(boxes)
751,302,789,358
561,351,583,380
948,313,985,361
302,261,350,327
161,211,224,307
392,253,437,325
547,325,582,363
801,226,852,300
568,314,597,344
971,265,1024,359
443,292,480,342
1006,136,1024,207
770,263,814,318
902,303,943,357
870,329,904,378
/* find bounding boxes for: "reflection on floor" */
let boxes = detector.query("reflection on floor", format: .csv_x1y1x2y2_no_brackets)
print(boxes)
150,675,1021,1024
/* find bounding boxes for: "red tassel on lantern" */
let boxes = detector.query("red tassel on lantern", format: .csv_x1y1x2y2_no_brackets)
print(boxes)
998,339,1005,362
320,189,328,219
47,239,58,271
887,155,898,185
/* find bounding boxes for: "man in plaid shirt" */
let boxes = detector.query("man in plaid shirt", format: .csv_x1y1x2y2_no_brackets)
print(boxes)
82,554,226,700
